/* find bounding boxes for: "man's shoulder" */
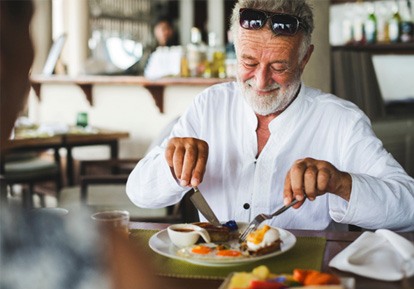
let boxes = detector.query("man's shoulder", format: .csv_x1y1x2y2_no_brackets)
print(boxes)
192,81,246,116
197,81,240,103
203,81,239,94
303,85,363,114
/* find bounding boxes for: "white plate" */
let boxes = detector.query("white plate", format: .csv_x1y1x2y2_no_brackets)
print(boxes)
148,225,296,267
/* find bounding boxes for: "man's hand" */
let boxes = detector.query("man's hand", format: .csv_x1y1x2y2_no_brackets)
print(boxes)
165,137,209,187
283,158,352,208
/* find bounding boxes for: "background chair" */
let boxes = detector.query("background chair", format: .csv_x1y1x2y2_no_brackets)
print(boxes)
1,149,62,209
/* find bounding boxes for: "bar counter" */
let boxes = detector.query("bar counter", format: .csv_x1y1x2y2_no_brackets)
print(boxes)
30,75,234,112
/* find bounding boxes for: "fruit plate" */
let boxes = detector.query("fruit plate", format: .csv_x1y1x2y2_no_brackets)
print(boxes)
218,272,356,289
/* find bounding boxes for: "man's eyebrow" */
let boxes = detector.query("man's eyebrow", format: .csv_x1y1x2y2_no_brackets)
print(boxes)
240,54,290,68
240,54,257,61
270,60,289,65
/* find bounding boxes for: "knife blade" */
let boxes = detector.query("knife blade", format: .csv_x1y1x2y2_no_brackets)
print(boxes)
190,187,221,227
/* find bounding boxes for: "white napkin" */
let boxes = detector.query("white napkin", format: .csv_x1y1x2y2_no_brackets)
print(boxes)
329,229,414,281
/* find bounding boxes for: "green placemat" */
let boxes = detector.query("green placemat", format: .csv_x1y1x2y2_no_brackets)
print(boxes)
130,229,326,280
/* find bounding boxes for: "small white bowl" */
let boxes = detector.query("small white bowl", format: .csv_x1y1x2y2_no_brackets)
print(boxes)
167,223,211,248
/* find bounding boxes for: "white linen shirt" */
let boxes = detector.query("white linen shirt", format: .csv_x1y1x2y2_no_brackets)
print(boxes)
127,82,414,231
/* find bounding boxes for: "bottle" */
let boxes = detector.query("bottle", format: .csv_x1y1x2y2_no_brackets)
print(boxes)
376,1,390,43
186,27,207,77
342,18,354,45
76,112,88,128
401,21,413,42
364,4,377,44
352,1,365,44
205,32,226,78
352,17,364,44
180,47,190,77
389,3,402,43
400,0,414,43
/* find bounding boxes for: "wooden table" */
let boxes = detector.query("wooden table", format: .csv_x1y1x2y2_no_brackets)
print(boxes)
4,127,129,186
62,129,129,185
130,222,414,289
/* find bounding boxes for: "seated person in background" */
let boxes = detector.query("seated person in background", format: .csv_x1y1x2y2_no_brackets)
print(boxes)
137,15,179,76
127,0,414,231
0,2,165,289
153,16,179,48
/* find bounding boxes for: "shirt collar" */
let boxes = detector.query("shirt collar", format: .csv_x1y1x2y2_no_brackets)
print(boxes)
268,82,306,133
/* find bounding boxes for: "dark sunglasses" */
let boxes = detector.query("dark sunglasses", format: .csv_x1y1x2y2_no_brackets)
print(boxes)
239,8,305,36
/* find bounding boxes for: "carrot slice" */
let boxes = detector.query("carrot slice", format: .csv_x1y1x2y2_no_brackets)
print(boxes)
292,269,308,284
293,269,340,285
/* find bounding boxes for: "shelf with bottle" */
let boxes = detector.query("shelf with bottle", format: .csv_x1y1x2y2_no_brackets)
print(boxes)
330,0,414,47
332,41,414,53
180,28,237,79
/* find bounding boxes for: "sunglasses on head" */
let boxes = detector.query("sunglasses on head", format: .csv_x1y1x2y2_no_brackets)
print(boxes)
239,8,305,36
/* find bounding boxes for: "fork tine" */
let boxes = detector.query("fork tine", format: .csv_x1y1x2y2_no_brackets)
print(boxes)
239,197,306,242
239,213,270,242
239,223,256,241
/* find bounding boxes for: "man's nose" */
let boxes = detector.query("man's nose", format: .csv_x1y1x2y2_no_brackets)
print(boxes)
254,66,272,90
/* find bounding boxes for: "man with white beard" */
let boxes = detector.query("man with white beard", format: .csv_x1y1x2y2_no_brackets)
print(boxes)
127,0,414,232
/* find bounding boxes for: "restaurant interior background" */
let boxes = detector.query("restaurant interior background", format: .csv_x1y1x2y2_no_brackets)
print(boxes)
6,0,413,209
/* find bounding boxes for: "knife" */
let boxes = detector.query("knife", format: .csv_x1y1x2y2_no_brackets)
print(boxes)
190,186,221,227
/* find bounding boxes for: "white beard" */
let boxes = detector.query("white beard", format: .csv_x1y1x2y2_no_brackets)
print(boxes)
239,76,301,116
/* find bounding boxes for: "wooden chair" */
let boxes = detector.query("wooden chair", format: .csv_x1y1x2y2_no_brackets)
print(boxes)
1,150,62,209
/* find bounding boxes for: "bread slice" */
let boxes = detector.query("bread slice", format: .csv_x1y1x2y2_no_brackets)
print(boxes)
193,222,239,243
247,239,282,256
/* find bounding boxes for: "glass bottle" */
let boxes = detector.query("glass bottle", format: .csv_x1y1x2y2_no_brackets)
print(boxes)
186,27,207,77
389,3,402,43
364,4,377,44
205,32,226,78
376,1,390,43
400,0,414,43
180,47,190,77
352,1,365,44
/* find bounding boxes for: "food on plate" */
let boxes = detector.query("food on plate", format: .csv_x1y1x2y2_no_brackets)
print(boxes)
176,223,285,260
243,225,282,256
228,265,342,289
177,241,248,260
193,221,239,243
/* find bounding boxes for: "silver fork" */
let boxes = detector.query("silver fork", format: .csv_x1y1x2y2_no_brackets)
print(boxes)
239,198,303,242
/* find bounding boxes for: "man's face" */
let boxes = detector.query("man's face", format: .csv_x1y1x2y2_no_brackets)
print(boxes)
236,27,310,116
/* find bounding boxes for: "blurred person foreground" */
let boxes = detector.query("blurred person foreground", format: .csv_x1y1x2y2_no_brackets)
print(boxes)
0,1,167,289
0,206,162,289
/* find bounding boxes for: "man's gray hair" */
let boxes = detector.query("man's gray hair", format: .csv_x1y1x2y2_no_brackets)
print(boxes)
230,0,314,60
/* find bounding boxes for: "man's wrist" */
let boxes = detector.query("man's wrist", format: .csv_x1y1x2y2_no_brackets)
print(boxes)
336,172,352,201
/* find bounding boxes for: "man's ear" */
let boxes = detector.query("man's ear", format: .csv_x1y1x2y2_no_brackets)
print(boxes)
300,44,314,72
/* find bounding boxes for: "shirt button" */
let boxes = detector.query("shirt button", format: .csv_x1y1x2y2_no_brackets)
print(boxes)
243,203,250,210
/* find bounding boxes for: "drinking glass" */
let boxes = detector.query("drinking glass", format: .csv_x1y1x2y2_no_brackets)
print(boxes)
91,210,130,238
